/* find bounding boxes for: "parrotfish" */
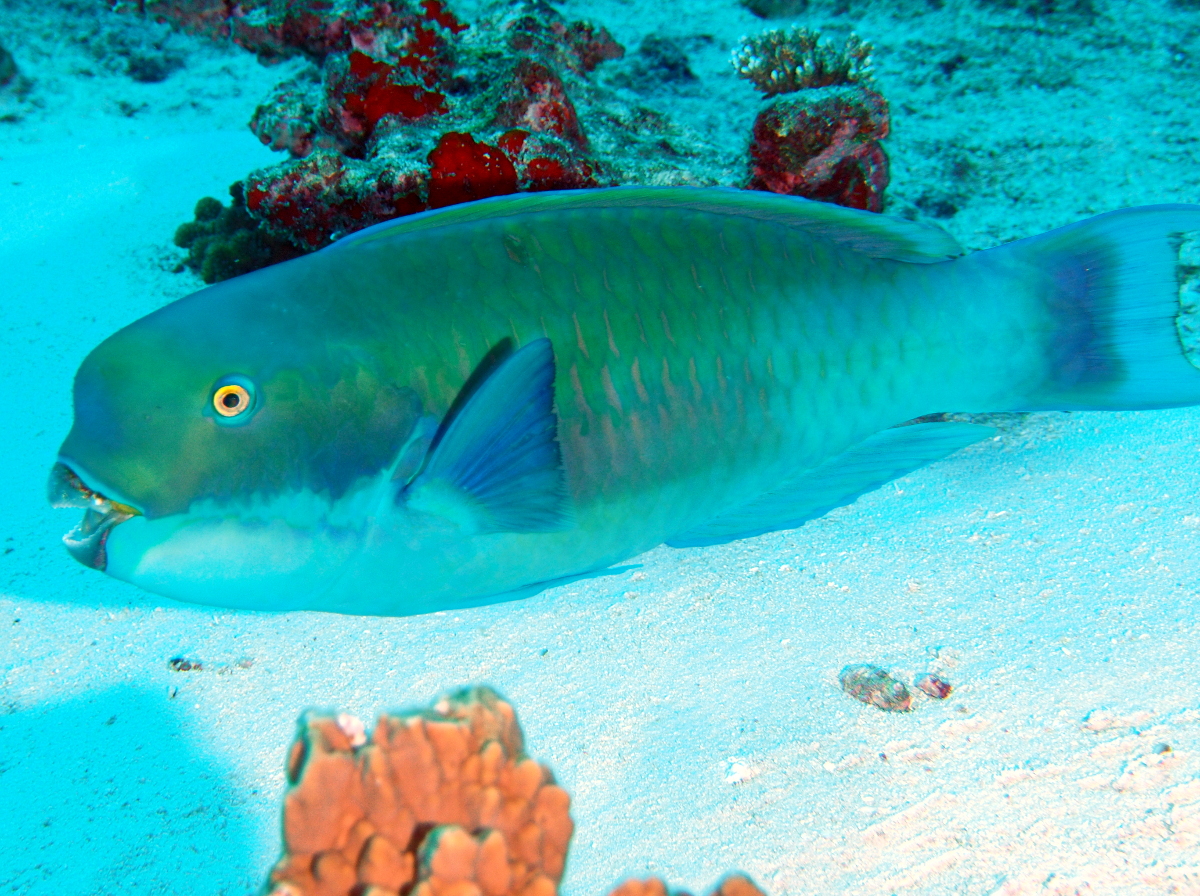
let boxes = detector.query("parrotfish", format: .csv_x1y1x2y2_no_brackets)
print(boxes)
49,187,1200,616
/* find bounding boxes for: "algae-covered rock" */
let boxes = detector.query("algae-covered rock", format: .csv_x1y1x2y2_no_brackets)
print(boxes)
0,45,17,88
174,182,303,283
747,85,889,212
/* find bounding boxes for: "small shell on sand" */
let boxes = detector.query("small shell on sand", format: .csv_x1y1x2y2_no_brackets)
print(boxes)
915,673,953,699
838,664,913,712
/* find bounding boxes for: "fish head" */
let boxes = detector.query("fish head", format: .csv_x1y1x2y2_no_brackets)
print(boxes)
50,265,423,609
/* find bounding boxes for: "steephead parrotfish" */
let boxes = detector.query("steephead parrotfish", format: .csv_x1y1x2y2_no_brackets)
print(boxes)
49,187,1200,615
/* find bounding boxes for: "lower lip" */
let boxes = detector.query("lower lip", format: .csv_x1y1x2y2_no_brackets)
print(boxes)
49,462,140,571
63,506,133,570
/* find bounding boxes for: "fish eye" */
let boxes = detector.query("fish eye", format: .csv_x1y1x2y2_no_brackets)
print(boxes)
208,376,258,425
213,384,250,416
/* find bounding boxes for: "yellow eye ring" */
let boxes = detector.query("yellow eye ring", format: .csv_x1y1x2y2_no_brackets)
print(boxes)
213,384,251,417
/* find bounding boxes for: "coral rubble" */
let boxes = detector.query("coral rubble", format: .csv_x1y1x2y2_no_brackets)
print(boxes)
736,28,888,212
838,664,913,712
915,672,953,699
266,686,573,896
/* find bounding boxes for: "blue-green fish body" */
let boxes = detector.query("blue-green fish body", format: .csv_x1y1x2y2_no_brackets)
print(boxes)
50,188,1200,615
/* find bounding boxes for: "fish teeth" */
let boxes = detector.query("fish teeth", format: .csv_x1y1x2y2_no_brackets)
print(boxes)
47,462,92,509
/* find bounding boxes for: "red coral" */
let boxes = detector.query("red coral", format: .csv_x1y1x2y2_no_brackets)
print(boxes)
137,0,464,67
129,0,231,39
320,51,448,153
495,59,585,147
497,129,598,192
428,132,519,208
389,22,455,85
747,85,890,212
250,79,321,157
344,51,448,127
230,6,350,62
421,0,468,35
246,152,427,248
527,157,566,185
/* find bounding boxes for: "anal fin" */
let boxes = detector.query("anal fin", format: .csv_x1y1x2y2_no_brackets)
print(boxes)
666,421,994,548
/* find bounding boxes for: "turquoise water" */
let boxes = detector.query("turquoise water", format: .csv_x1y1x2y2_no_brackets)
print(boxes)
4,1,1200,893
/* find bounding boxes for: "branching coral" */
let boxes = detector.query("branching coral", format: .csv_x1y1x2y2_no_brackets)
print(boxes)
733,28,873,97
266,686,573,896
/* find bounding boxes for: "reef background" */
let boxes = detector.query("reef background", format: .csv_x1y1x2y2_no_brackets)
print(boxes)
4,0,1200,893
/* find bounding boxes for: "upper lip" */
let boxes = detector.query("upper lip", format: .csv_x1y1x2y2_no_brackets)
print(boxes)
48,462,141,571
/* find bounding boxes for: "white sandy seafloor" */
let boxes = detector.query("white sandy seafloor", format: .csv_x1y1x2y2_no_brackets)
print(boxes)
3,0,1200,893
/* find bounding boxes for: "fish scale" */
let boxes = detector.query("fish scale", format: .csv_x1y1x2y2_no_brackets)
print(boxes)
350,207,950,528
50,188,1200,614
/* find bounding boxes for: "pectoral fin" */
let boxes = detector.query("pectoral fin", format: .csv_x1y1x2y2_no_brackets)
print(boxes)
400,338,572,534
667,421,994,548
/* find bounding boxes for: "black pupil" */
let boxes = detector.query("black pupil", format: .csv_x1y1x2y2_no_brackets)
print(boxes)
222,392,241,409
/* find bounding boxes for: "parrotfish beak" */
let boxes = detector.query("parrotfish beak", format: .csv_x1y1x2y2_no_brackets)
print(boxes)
47,462,142,571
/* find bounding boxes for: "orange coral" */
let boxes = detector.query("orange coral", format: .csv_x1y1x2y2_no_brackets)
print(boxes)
607,875,767,896
265,686,767,896
266,686,573,896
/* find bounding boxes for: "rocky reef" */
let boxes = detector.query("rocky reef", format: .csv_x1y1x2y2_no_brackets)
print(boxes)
735,28,888,212
266,686,767,896
116,0,895,280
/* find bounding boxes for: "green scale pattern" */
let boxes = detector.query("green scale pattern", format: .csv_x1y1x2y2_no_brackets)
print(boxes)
321,202,989,549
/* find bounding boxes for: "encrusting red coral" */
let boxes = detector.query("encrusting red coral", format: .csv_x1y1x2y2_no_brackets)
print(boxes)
243,152,427,249
266,686,573,896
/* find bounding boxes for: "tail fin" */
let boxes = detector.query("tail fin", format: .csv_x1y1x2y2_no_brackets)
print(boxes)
985,204,1200,411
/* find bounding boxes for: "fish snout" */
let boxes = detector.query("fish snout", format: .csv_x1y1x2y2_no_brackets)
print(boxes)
48,462,141,571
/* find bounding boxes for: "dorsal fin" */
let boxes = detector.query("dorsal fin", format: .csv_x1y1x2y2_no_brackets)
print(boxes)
335,186,963,264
